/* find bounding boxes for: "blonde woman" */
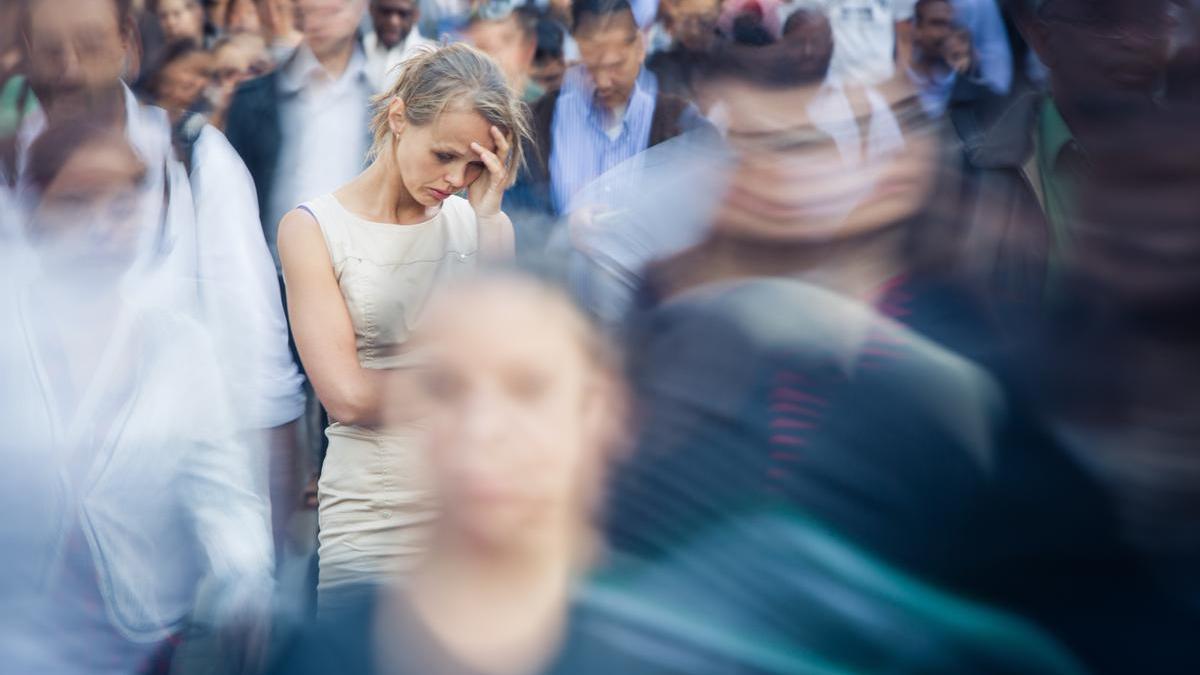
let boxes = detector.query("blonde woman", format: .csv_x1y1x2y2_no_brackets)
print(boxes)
277,43,531,601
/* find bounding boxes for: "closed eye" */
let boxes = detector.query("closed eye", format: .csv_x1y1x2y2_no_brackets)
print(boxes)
434,151,457,163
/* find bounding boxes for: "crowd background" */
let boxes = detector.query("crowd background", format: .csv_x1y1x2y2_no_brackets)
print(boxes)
2,0,1200,673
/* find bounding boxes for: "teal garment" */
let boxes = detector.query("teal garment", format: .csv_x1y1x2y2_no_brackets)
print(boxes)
1035,98,1085,270
0,75,39,138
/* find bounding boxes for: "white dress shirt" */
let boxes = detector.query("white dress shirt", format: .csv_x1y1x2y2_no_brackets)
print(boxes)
363,26,435,92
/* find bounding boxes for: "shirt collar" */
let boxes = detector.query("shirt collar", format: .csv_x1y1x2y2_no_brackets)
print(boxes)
279,42,368,95
1038,98,1081,169
578,68,653,133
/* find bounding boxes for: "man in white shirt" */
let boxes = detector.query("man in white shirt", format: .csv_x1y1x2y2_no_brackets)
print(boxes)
363,0,434,91
785,0,918,85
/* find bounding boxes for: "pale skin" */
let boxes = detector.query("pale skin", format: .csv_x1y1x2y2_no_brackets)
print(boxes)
277,102,515,427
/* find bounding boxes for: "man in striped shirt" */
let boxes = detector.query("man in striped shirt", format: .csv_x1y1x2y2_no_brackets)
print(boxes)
530,0,709,216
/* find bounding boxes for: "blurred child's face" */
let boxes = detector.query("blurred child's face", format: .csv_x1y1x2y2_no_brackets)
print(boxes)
405,281,615,551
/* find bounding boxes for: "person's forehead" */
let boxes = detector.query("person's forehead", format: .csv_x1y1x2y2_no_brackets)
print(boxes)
29,0,122,37
430,109,498,151
675,0,720,16
373,0,414,11
576,12,638,40
469,17,522,42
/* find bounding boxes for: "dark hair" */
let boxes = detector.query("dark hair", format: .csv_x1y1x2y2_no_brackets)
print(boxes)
702,7,830,88
572,0,635,34
138,38,206,99
27,118,141,195
534,12,566,62
914,0,953,23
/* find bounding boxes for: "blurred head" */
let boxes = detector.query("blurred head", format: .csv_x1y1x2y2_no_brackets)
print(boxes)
944,27,974,74
225,0,264,35
701,22,943,249
26,120,147,277
913,0,955,62
296,0,364,60
369,0,418,49
466,5,538,93
149,40,212,120
781,8,834,81
663,0,721,52
369,43,531,209
20,0,135,116
531,14,566,92
154,0,206,45
573,0,644,109
1011,0,1171,102
407,273,624,552
211,33,269,102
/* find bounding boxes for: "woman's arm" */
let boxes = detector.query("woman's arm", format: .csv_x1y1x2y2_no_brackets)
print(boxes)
277,208,389,427
469,126,517,260
477,211,516,259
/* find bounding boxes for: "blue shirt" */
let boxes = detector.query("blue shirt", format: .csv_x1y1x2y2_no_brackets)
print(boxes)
549,67,658,215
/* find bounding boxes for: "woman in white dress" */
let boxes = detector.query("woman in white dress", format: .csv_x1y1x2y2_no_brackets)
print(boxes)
277,43,532,600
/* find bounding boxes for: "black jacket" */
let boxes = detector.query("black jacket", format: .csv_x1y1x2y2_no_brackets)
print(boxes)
224,71,285,238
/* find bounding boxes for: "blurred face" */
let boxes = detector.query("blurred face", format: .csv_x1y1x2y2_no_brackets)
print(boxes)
1027,0,1171,97
667,0,720,52
391,106,498,208
782,13,835,80
31,135,146,276
24,0,130,114
467,17,536,91
713,79,938,243
226,0,264,35
914,1,955,59
157,0,206,44
531,56,566,92
410,282,612,549
944,33,973,73
157,52,212,117
212,38,269,102
370,0,418,49
297,0,365,58
576,13,644,110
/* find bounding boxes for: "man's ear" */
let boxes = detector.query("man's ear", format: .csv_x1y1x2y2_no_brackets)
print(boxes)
388,97,407,136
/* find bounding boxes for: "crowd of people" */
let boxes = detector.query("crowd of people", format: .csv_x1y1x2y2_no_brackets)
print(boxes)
2,0,1200,673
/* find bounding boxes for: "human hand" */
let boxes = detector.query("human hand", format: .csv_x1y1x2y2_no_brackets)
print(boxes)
467,126,512,218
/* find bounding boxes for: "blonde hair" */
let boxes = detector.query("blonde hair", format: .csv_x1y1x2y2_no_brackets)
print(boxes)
368,43,533,183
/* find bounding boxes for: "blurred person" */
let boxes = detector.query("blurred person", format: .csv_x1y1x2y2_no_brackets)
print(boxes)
944,25,976,74
941,0,1013,94
955,0,1173,303
646,0,721,103
276,43,529,602
589,13,1200,672
530,11,567,93
12,0,309,563
226,0,373,266
208,32,272,129
0,119,273,675
268,271,629,675
153,0,211,47
364,0,433,91
906,0,959,117
141,40,214,171
529,0,711,217
465,2,543,103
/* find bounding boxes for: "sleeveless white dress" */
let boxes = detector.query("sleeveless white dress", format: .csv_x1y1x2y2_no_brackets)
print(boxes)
297,193,478,596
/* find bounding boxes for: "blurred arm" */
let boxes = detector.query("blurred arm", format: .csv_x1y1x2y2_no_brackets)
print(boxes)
478,211,516,260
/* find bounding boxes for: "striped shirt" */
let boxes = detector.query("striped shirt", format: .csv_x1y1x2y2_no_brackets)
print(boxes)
549,67,658,215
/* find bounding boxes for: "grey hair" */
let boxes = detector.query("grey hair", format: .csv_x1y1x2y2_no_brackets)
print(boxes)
367,42,532,183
